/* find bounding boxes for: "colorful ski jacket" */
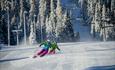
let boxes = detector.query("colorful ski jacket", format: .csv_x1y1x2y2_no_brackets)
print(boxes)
50,42,60,51
40,41,51,50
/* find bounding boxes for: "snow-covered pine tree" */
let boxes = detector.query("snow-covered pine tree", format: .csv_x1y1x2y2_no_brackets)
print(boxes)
46,0,51,17
80,0,88,21
82,0,115,41
39,0,46,41
111,0,115,11
94,2,102,33
55,0,63,39
100,4,106,41
19,0,24,28
110,0,115,40
78,0,84,9
29,21,36,44
46,16,53,40
29,0,36,44
90,0,97,38
46,0,56,41
29,0,35,23
36,13,41,42
0,16,7,44
105,8,113,41
58,10,74,42
91,16,96,38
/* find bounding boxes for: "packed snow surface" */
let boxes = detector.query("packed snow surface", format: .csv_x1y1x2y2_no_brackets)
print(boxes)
0,41,115,70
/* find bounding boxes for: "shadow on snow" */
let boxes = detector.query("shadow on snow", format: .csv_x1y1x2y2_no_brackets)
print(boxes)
85,65,115,70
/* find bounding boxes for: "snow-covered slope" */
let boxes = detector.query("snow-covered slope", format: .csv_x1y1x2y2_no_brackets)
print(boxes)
0,41,115,70
61,0,92,41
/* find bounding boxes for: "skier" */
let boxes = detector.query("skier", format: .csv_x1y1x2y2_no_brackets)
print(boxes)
48,41,60,54
33,39,51,58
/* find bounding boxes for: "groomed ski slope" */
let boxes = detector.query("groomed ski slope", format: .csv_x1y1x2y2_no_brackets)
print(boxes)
0,41,115,70
61,0,92,41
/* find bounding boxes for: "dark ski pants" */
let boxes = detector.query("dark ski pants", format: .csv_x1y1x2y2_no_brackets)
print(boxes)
37,49,48,57
49,50,55,54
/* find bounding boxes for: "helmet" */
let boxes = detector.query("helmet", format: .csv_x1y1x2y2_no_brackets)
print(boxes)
47,39,50,42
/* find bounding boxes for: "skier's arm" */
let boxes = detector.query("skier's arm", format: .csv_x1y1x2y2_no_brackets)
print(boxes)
49,42,52,48
39,42,45,47
56,44,60,51
57,46,60,51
